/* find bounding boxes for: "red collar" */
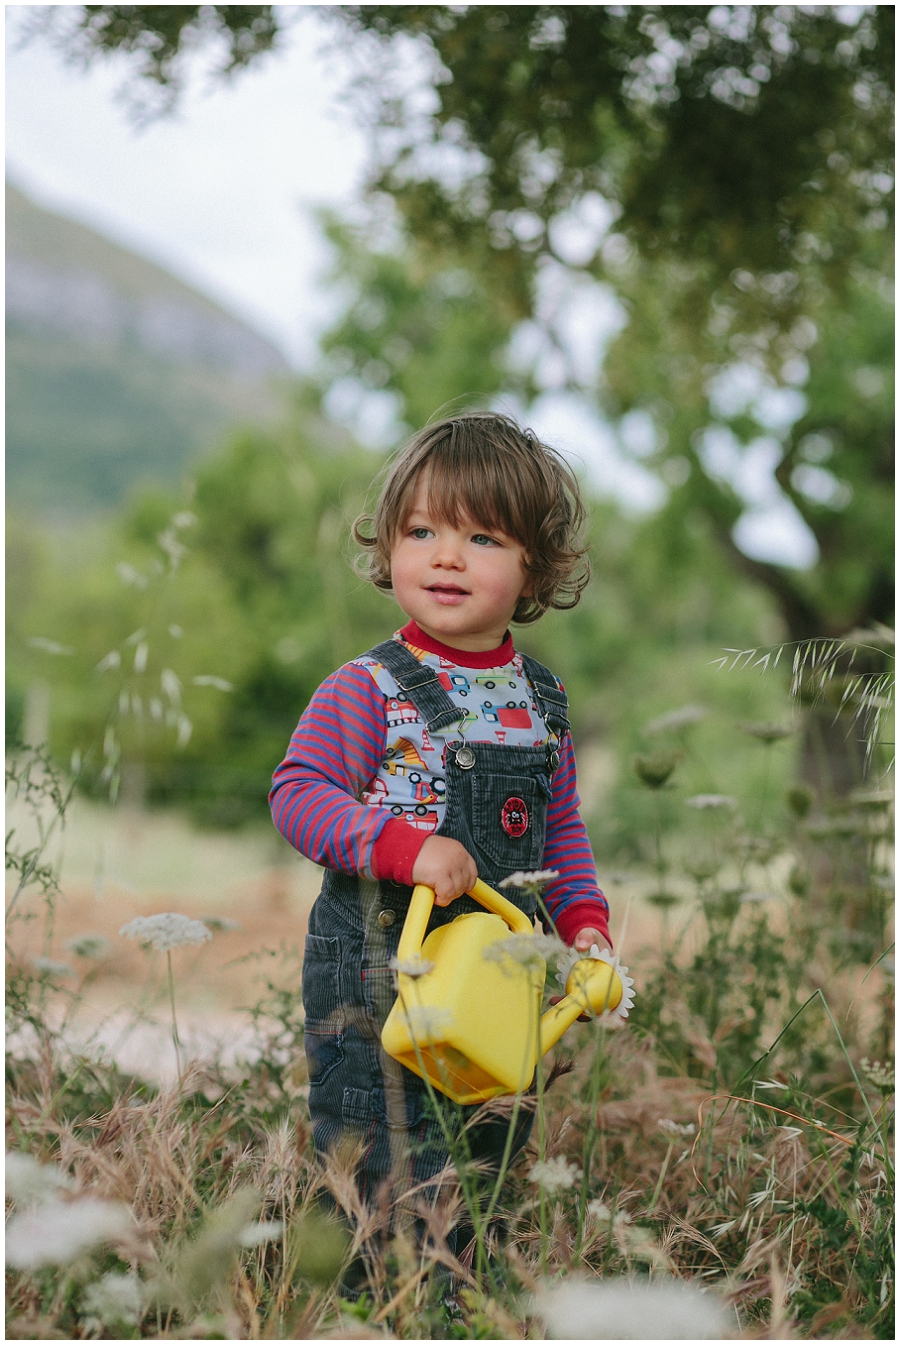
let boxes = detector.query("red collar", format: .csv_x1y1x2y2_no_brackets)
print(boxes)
398,620,515,669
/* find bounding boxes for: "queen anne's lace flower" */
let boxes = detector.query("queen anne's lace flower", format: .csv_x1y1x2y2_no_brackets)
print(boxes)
534,1274,729,1340
658,1119,696,1138
6,1151,73,1204
389,955,435,978
860,1057,895,1093
30,956,74,977
5,1196,131,1269
81,1271,143,1330
483,932,566,968
528,1156,582,1192
402,1005,452,1040
238,1219,285,1247
119,913,213,952
499,869,560,889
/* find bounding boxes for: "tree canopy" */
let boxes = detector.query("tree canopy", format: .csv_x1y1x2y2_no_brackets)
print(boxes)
26,5,895,642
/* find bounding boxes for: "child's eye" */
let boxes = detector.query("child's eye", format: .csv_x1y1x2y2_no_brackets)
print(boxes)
471,533,499,547
410,527,433,540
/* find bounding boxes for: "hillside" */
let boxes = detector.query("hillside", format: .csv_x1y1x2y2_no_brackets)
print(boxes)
6,183,291,512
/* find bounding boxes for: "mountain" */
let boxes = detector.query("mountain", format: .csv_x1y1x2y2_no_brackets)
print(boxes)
6,183,291,512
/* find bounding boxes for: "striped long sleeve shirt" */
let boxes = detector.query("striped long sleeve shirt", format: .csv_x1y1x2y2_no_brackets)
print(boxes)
270,621,610,947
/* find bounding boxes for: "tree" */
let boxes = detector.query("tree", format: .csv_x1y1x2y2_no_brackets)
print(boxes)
28,5,894,796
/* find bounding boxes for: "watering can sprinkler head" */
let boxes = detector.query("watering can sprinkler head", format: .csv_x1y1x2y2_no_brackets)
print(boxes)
381,879,634,1104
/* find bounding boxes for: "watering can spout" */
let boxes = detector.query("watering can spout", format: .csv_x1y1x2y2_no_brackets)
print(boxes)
538,955,623,1056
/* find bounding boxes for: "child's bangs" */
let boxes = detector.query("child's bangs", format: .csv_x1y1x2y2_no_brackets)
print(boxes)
413,449,523,542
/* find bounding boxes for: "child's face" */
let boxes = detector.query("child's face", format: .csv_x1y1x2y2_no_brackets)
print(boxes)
390,475,533,651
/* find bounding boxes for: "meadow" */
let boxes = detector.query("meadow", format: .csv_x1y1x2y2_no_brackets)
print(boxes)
5,633,893,1341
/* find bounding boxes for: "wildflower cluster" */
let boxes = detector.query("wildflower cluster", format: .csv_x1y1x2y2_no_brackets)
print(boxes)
119,912,213,951
528,1156,582,1193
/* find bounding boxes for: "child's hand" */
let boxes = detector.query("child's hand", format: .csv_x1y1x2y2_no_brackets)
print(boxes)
573,926,612,955
412,836,478,906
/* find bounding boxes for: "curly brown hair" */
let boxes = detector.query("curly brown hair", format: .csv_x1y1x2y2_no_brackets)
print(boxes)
353,412,590,624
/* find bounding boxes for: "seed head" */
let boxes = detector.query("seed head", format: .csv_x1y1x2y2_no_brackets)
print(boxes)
643,705,709,736
740,721,795,743
119,913,213,952
633,752,679,788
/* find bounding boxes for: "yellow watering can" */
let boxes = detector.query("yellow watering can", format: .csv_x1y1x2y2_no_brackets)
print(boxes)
381,878,631,1105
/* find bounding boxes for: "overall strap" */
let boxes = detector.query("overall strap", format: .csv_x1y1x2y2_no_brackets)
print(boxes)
519,653,571,742
366,640,464,736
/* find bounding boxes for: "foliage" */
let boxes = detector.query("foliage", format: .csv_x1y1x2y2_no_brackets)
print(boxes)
5,667,894,1337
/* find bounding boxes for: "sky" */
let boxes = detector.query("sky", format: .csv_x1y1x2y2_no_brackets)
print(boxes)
5,4,818,564
6,5,368,367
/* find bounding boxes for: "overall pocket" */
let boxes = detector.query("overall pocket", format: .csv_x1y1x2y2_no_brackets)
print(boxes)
471,770,551,874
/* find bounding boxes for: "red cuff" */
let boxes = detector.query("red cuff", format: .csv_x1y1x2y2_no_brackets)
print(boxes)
552,900,612,950
371,818,429,887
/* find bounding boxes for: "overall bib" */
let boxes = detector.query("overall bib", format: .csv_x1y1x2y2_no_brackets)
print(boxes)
301,639,570,1221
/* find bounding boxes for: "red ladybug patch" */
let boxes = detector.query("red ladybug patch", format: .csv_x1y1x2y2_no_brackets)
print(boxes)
501,797,529,838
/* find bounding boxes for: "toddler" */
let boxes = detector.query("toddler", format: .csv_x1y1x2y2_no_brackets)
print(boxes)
270,412,611,1284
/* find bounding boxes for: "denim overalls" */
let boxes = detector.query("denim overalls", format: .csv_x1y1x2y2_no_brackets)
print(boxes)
302,639,570,1214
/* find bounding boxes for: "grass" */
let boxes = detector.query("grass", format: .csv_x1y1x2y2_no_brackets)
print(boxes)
5,662,894,1340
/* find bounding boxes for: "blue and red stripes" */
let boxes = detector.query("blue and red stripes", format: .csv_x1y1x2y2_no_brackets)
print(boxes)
270,658,610,946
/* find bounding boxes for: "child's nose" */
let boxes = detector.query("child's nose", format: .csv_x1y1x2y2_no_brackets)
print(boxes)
432,536,465,566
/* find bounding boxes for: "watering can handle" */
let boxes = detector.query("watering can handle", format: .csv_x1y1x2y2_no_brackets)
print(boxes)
396,878,534,962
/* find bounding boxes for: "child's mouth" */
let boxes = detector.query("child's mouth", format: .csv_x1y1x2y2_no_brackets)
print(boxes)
427,584,469,605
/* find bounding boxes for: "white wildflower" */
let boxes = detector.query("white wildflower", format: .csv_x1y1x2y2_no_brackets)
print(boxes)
499,869,560,889
586,1205,629,1226
403,1005,452,1041
860,1058,895,1093
389,955,435,978
685,794,737,809
119,912,213,952
528,1156,582,1193
535,1274,729,1340
65,933,112,959
31,956,74,977
6,1196,131,1269
6,1152,73,1204
643,704,709,735
81,1271,143,1329
658,1119,696,1138
483,931,566,968
238,1219,285,1247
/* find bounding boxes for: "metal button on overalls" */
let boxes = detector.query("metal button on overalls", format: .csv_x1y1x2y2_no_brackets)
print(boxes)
377,909,396,928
